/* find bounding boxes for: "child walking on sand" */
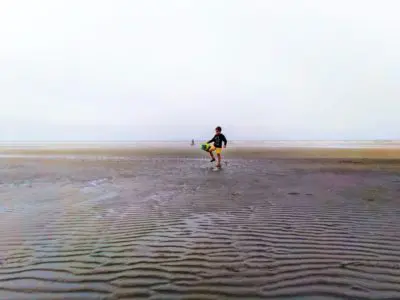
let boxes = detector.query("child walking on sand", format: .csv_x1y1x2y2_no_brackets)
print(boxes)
206,126,227,168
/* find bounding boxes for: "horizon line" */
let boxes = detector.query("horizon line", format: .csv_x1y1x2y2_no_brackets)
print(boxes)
0,139,398,143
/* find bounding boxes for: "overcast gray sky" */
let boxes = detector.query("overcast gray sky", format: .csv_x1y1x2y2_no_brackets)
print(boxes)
0,0,399,141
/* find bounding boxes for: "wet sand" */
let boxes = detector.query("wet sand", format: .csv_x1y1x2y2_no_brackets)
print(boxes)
1,146,400,299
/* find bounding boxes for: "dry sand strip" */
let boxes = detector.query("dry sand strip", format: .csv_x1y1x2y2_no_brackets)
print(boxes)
0,151,400,299
1,146,400,172
1,145,400,159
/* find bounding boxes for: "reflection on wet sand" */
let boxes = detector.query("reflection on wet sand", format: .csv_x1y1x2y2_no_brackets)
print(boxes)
0,146,400,299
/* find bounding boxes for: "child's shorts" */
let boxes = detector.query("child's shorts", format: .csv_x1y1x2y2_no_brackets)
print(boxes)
209,145,222,154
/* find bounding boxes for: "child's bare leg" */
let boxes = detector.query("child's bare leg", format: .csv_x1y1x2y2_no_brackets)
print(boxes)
209,151,215,162
216,153,221,167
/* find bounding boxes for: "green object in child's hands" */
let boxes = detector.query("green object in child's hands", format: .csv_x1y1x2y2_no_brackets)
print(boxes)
201,143,211,152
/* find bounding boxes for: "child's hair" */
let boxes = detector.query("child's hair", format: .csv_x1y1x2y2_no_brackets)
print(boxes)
216,126,222,132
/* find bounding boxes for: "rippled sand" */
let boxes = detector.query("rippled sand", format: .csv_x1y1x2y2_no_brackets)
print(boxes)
1,147,400,299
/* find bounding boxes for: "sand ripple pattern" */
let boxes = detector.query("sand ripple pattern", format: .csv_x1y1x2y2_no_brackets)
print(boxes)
1,158,400,299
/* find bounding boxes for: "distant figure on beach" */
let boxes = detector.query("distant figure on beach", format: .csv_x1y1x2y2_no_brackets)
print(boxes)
191,139,195,146
206,126,227,169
